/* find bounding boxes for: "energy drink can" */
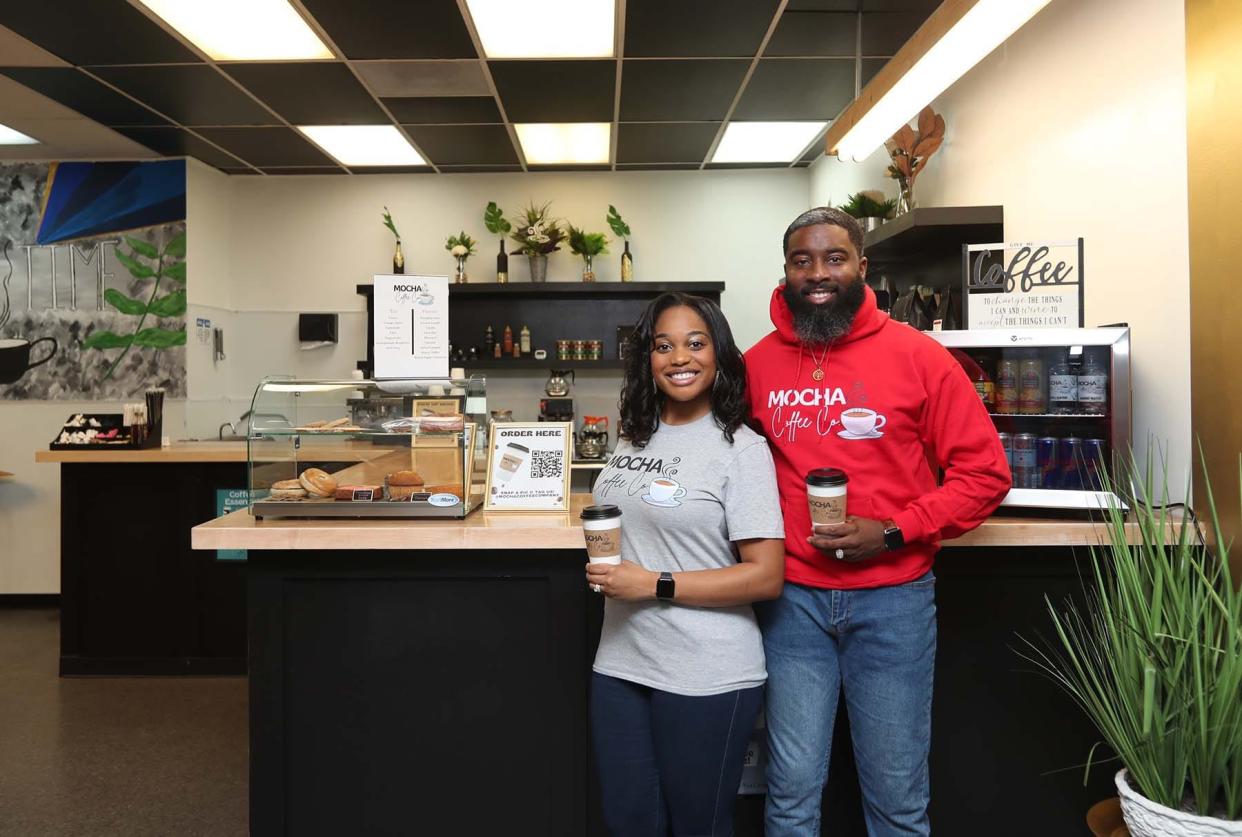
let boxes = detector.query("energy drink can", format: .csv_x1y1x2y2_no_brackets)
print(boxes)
1083,438,1107,490
1014,433,1037,489
997,432,1014,485
1059,437,1084,490
1037,437,1059,490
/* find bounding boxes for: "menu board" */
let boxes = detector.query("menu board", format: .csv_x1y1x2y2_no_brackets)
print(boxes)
483,422,573,512
372,274,449,379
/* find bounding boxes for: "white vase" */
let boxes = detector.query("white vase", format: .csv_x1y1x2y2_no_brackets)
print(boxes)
1116,769,1242,837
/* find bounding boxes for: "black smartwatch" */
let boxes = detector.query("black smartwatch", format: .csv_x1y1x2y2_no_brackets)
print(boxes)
656,572,676,600
883,520,905,552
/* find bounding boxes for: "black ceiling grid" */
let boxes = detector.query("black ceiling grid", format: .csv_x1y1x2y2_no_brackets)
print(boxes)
0,1,935,173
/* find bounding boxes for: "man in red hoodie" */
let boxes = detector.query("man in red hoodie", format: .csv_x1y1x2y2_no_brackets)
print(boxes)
746,207,1010,836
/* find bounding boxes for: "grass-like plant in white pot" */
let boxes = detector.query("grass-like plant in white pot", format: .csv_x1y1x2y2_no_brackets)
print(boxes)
1016,451,1242,836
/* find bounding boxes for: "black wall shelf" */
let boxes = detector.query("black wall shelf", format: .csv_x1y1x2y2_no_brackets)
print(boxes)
356,281,725,378
864,205,1004,266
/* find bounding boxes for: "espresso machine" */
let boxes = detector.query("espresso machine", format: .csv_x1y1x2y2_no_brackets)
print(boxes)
539,368,574,424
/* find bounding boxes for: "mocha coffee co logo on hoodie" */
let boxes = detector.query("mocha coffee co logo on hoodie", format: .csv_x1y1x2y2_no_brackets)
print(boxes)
763,385,889,442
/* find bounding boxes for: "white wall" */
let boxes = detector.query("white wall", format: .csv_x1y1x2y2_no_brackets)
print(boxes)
809,0,1193,491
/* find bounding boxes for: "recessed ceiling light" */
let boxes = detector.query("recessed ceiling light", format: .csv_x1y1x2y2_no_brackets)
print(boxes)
135,0,333,61
514,123,611,165
296,126,426,167
464,0,614,58
0,124,39,145
711,122,828,164
833,0,1051,161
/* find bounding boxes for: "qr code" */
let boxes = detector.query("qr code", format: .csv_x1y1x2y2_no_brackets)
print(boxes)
530,450,563,479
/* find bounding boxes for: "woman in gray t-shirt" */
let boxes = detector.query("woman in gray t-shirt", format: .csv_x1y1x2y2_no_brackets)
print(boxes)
587,292,784,836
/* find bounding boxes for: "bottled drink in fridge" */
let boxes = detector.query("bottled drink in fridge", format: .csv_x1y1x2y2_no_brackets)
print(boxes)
969,354,995,410
1019,351,1047,414
1077,350,1108,415
996,356,1019,414
1048,351,1079,414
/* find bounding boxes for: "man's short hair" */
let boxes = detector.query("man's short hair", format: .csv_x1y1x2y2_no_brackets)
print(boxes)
783,207,865,258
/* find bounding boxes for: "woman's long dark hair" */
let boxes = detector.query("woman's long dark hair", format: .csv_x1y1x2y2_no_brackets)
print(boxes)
618,292,749,449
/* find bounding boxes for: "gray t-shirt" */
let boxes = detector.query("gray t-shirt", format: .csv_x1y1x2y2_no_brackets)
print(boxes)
591,412,784,696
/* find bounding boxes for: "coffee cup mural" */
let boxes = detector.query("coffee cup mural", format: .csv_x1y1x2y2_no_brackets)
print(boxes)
643,477,687,507
840,407,887,438
0,337,58,385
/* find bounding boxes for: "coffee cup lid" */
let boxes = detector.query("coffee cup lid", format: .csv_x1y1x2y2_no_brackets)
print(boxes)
806,468,848,487
580,504,622,520
504,442,530,453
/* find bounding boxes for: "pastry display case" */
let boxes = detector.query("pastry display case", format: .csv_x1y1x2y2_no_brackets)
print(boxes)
247,376,487,519
929,327,1132,511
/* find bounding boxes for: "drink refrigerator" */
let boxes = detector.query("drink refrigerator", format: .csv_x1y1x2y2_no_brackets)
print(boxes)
928,327,1131,511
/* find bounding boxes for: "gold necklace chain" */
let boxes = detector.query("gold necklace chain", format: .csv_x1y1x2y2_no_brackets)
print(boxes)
809,342,831,382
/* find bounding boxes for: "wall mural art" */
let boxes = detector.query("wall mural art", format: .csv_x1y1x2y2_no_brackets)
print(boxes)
0,159,187,400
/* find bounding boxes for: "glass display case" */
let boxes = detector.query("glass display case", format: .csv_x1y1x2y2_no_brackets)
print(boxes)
929,327,1131,511
246,376,487,519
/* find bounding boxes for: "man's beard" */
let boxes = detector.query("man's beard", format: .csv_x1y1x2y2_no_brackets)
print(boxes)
783,278,866,345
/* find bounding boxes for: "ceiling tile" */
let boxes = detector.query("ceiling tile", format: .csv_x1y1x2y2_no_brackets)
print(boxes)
353,61,491,98
196,127,334,166
221,168,259,175
112,126,244,168
861,57,887,88
0,67,168,126
0,23,69,66
439,164,523,173
705,161,790,169
386,96,501,124
91,65,276,126
861,11,929,55
527,164,611,172
349,165,434,174
403,125,517,165
617,123,720,164
260,167,347,175
732,58,853,120
801,143,825,162
298,0,476,59
489,61,614,122
0,1,199,65
862,0,939,10
615,163,702,170
222,63,386,124
766,12,857,56
619,60,748,122
625,0,782,57
787,1,859,9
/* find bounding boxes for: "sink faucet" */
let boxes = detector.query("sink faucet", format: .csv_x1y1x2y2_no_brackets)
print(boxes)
218,421,236,440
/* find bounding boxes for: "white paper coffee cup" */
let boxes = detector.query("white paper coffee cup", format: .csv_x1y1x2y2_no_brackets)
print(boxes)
806,468,848,526
581,504,622,564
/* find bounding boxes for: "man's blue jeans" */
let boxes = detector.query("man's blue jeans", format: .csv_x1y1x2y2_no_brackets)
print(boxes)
758,573,937,836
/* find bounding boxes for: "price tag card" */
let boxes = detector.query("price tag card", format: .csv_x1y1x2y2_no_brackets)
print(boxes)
483,422,573,512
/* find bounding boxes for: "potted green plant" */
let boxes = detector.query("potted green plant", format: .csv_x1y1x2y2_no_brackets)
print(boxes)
567,225,609,282
1017,453,1242,836
483,202,512,283
510,202,565,283
838,192,897,233
445,231,477,284
382,206,403,274
606,205,633,282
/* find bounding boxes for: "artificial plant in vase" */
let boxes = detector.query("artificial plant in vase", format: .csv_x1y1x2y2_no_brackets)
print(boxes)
483,202,512,283
445,231,478,284
607,205,633,282
509,202,565,283
1016,451,1242,836
885,106,944,215
382,206,404,274
838,192,898,232
567,225,609,282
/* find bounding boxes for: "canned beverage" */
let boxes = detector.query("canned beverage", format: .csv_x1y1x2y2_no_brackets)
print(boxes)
1037,437,1059,490
588,339,603,361
1014,433,1037,488
1059,437,1084,490
1082,438,1107,490
572,339,587,361
996,432,1014,485
556,339,572,361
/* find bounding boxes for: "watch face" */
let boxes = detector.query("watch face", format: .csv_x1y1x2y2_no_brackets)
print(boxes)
657,573,675,599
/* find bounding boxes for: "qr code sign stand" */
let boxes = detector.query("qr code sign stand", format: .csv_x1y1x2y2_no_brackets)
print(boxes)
483,421,573,512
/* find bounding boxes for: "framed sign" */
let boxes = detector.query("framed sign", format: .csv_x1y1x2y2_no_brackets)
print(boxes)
483,422,573,512
372,274,449,379
410,397,462,417
962,239,1084,330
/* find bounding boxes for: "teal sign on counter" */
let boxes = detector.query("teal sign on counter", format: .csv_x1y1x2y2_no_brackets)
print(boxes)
215,489,249,562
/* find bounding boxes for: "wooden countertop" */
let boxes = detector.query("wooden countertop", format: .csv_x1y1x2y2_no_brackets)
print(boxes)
192,493,1187,552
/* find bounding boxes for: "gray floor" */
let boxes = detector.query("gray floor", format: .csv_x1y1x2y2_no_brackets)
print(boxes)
0,608,248,836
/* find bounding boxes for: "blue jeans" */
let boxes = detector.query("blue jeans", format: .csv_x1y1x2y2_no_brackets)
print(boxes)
591,673,763,836
758,574,937,836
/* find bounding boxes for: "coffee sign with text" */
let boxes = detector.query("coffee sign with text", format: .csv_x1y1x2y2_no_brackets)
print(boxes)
962,239,1084,330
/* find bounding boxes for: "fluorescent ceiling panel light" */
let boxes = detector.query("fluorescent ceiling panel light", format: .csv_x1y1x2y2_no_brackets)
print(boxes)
834,0,1051,161
514,123,611,165
0,123,38,144
465,0,614,58
711,122,828,164
296,125,426,166
135,0,333,60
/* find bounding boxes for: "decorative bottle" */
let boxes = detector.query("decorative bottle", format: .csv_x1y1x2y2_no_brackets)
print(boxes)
620,240,633,282
496,239,509,284
393,240,405,274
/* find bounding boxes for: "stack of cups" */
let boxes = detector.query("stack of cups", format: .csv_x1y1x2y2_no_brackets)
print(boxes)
581,505,622,593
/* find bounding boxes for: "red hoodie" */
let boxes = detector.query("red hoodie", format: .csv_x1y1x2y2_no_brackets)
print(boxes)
745,285,1011,590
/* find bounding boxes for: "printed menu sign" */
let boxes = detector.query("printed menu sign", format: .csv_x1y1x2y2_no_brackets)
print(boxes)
484,422,573,512
373,274,449,379
962,239,1084,330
